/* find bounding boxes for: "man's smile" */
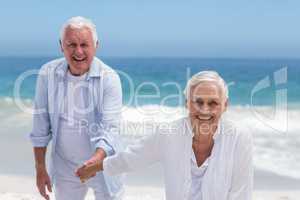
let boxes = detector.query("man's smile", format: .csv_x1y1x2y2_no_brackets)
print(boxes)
72,56,87,62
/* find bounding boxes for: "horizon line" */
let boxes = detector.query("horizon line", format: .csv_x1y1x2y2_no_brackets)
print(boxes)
1,55,300,60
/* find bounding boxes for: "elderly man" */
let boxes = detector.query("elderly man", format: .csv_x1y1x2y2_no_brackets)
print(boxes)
30,16,123,200
77,71,253,200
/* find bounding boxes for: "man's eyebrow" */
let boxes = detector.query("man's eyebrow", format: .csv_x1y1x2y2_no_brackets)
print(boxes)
193,96,221,101
80,40,90,43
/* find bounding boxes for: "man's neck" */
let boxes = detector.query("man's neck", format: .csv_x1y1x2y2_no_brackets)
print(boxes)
68,66,87,76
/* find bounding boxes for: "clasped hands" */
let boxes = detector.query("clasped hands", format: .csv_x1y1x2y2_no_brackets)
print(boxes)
75,148,105,183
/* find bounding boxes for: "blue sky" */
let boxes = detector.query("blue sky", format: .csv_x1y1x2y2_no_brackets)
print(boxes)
1,0,300,58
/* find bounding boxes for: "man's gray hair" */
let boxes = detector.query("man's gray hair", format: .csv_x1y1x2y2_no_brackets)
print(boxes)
184,70,228,100
60,16,98,47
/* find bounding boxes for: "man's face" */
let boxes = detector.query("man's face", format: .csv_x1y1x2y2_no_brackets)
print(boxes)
60,27,98,75
186,81,228,134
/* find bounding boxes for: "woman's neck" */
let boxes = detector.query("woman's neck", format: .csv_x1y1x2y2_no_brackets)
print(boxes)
192,126,216,154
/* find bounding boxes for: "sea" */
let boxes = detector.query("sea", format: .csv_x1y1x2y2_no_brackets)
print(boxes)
0,56,300,192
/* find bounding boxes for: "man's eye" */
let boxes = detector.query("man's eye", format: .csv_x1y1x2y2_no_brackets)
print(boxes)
68,44,76,48
81,44,88,48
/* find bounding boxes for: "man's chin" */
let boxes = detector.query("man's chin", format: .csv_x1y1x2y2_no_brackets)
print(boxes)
70,63,90,74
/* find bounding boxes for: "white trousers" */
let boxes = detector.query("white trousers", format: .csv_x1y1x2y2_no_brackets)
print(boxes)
54,176,112,200
53,153,112,200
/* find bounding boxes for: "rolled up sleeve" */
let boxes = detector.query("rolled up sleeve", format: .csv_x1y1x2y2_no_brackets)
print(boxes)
93,70,122,156
95,136,115,156
29,66,52,147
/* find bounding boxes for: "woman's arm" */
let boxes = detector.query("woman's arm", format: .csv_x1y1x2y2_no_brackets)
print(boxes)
103,131,163,176
76,129,163,181
228,128,253,200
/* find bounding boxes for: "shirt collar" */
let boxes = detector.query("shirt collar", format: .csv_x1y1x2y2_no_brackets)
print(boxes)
87,57,101,79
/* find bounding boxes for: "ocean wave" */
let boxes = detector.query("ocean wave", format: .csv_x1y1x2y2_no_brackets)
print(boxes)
1,97,300,179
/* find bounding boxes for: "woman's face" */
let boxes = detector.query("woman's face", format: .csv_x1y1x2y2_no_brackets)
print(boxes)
186,81,228,134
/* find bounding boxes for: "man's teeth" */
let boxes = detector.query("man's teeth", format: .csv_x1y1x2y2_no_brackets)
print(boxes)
73,57,86,61
198,116,212,120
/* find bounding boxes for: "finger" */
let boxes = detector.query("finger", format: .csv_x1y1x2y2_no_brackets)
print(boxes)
38,184,46,196
80,169,93,180
80,172,96,182
78,168,90,179
78,172,88,180
80,177,86,183
75,168,81,176
78,171,91,180
38,184,49,200
75,164,87,176
83,164,99,179
75,168,83,177
46,180,52,193
84,158,97,166
84,160,92,166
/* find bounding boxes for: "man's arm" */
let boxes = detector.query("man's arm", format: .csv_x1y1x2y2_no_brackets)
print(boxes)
30,66,52,147
30,66,52,200
75,69,122,181
94,70,123,155
90,70,123,157
34,147,47,169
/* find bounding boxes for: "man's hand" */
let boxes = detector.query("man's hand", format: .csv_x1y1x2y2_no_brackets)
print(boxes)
36,165,52,200
34,147,52,200
75,148,106,183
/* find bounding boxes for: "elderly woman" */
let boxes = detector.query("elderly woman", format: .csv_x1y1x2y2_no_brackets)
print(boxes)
77,71,253,200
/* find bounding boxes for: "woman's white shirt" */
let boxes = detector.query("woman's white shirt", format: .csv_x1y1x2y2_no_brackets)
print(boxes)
103,117,253,200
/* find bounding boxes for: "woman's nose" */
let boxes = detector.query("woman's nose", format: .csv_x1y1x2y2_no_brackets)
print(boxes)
199,104,211,114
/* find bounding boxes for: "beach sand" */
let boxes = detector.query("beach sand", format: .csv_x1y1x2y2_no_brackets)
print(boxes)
1,175,299,200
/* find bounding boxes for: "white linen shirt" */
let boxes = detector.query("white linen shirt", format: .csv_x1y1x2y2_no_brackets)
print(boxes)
103,117,253,200
188,123,220,200
29,57,124,198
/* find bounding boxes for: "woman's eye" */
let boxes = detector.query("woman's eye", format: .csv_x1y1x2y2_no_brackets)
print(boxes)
196,100,203,106
209,101,218,106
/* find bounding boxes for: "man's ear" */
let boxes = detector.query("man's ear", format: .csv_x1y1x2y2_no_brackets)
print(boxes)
59,40,64,53
223,99,229,112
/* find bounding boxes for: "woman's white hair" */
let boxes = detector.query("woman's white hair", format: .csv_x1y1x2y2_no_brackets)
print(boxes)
184,70,228,100
60,16,98,47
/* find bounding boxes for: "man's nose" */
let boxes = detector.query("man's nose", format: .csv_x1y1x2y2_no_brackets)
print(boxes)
75,46,84,55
